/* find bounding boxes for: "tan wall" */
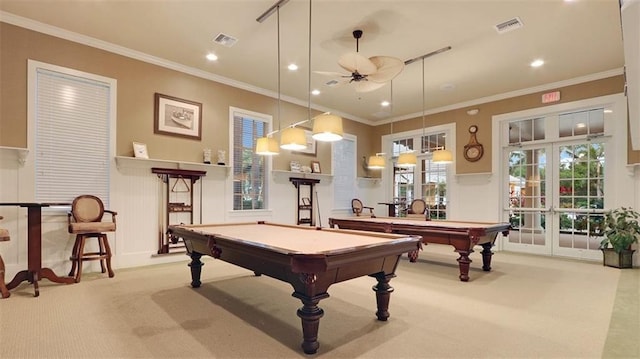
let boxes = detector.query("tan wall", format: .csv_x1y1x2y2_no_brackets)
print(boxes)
0,23,377,175
1,23,635,177
373,76,631,173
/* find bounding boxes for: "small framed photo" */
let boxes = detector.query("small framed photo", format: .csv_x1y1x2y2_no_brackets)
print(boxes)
154,93,202,140
132,142,149,159
311,161,321,173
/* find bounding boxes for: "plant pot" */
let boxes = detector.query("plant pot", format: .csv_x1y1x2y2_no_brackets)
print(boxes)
601,248,636,268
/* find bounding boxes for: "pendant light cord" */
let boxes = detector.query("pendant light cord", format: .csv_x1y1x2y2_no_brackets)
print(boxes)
277,5,281,133
307,0,312,122
421,58,425,153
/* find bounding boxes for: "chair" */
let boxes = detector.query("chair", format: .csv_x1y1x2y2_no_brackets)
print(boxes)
406,199,429,220
67,195,117,282
351,199,375,217
0,216,10,298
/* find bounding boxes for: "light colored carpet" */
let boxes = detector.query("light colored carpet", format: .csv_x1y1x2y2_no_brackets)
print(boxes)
0,245,632,358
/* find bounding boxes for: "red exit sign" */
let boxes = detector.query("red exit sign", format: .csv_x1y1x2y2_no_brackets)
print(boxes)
542,91,561,103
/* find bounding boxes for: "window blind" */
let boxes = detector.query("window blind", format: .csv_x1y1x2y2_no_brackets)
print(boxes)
332,137,356,210
232,112,267,210
35,68,111,207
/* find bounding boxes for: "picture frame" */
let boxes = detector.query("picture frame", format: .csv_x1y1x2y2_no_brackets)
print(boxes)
132,142,149,159
154,93,202,140
292,129,317,156
311,161,321,173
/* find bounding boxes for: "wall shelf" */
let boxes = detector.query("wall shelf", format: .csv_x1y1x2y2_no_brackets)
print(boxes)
115,156,229,172
272,170,332,180
0,146,29,165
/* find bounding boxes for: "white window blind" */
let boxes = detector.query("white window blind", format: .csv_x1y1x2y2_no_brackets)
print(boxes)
35,68,111,207
332,136,356,210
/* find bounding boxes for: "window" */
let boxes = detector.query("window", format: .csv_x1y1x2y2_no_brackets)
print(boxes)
30,60,114,207
332,135,356,210
231,108,271,210
421,134,447,219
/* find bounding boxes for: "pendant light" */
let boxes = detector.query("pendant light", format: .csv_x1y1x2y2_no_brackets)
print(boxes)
255,2,285,155
367,153,385,169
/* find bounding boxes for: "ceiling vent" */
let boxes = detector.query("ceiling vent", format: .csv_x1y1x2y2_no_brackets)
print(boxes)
213,33,238,47
325,79,339,87
494,17,524,34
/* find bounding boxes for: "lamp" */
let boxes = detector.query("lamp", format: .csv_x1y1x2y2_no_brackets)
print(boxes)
256,137,280,155
367,153,385,169
432,148,453,163
280,127,307,150
312,113,343,141
397,152,417,168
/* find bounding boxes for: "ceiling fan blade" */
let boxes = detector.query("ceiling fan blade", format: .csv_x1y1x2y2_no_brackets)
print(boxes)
338,52,377,75
367,56,405,83
354,81,387,93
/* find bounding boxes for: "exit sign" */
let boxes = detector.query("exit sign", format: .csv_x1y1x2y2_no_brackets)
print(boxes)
542,91,561,103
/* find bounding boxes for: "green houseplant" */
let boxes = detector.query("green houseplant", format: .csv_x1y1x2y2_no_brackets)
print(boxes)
599,207,640,268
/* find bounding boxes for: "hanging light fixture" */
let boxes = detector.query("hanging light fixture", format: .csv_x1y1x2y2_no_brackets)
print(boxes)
432,147,453,163
367,153,385,169
255,1,287,155
312,113,343,141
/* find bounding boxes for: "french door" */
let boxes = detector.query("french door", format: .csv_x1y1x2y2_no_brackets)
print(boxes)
502,106,609,260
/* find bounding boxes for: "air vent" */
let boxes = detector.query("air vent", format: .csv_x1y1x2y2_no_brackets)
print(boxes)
213,33,238,47
494,17,523,34
325,80,339,87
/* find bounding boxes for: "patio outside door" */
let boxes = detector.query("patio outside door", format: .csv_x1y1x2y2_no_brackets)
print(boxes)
502,106,608,260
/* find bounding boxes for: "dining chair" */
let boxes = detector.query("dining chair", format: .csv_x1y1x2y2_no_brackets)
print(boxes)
351,198,376,217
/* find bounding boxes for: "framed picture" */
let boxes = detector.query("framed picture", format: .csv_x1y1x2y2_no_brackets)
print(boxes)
132,142,149,159
292,129,317,156
154,93,202,140
311,161,321,173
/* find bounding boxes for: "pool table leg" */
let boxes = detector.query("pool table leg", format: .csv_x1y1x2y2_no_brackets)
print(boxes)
188,252,203,288
455,250,472,282
481,242,494,272
294,292,328,355
371,272,396,321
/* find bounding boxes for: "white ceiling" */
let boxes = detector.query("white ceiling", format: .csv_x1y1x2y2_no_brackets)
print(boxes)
0,0,625,125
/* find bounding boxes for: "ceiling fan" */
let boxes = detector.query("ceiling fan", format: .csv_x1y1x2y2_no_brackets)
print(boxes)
317,29,405,93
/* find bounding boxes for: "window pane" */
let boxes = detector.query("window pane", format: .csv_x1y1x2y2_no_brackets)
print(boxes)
232,111,269,210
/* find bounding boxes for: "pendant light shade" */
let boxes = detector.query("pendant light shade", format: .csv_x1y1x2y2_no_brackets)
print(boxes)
432,148,453,163
312,113,343,141
255,137,280,155
397,152,417,168
367,154,385,169
280,127,307,150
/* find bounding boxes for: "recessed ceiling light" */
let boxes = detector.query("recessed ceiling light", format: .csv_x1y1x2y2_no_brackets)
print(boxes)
530,59,545,67
311,89,320,96
381,100,390,107
206,53,218,61
288,64,298,71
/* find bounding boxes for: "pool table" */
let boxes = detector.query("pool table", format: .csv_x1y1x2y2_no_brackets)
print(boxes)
328,217,511,282
168,221,420,355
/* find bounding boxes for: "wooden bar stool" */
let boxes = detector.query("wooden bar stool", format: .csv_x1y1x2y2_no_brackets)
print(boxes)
67,195,117,283
0,216,10,298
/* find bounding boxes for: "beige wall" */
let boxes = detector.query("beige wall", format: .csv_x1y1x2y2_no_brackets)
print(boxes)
1,22,635,177
372,76,628,174
0,23,378,175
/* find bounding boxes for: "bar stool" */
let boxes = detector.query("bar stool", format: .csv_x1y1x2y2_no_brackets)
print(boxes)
0,216,10,298
67,195,117,282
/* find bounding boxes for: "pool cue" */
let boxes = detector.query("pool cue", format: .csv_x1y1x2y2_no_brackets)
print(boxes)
315,190,322,228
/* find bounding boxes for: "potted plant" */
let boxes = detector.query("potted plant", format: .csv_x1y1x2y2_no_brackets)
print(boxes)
599,207,640,268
